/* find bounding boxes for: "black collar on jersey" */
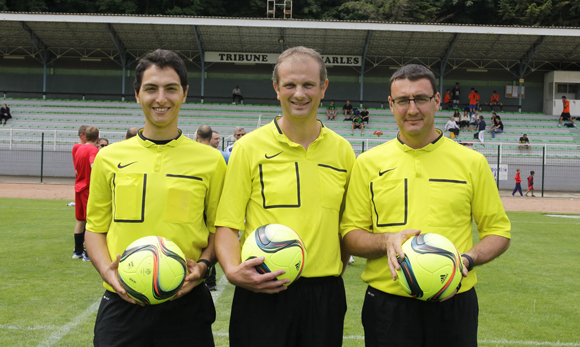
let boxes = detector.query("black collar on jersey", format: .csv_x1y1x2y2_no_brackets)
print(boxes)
138,128,182,145
273,117,325,135
397,129,443,146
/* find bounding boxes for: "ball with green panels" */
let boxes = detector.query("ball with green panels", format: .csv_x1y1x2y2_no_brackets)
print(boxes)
117,236,187,305
396,233,463,301
241,224,307,286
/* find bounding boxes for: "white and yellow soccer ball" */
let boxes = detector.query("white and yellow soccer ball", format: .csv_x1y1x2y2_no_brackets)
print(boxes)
117,236,187,305
241,224,307,286
396,233,463,301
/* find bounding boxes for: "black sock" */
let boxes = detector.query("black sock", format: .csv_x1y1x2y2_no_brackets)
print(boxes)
74,232,85,255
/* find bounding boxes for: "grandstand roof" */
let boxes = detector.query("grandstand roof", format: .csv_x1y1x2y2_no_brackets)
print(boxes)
2,12,580,73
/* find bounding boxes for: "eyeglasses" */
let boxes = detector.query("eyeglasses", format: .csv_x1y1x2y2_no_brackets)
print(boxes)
234,133,246,137
99,144,108,148
391,95,435,109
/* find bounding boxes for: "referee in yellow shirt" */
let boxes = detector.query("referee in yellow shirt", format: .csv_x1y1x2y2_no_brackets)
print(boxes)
215,46,356,347
341,64,511,347
85,49,225,346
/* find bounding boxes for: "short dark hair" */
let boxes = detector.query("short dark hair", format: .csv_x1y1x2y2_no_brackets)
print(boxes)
134,49,188,93
523,133,527,136
493,90,497,93
531,171,535,175
197,125,213,141
562,96,567,99
126,127,139,139
85,126,99,142
78,125,88,136
390,64,437,96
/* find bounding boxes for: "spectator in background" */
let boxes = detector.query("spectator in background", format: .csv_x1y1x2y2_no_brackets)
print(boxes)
468,109,478,131
490,91,503,112
451,82,460,106
72,126,100,262
226,126,246,154
1,104,12,125
475,90,481,111
443,89,452,110
343,100,354,120
98,138,109,149
512,168,523,197
210,131,221,149
456,109,468,131
360,107,370,124
490,115,504,138
351,112,365,135
445,115,460,138
125,127,139,139
468,88,477,118
525,171,535,197
71,125,89,261
327,100,338,120
478,115,486,143
558,96,576,127
232,85,244,104
196,126,229,166
519,134,530,153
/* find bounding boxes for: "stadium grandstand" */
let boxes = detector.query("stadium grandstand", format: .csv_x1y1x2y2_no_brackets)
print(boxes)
0,12,579,191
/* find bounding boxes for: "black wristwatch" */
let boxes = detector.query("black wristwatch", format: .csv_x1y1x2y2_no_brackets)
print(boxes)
197,259,212,279
461,254,474,272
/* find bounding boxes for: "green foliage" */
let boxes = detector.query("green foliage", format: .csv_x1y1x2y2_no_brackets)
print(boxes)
338,0,438,22
0,198,578,346
3,0,580,26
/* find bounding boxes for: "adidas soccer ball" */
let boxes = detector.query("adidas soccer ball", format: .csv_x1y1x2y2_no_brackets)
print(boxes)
241,224,307,286
396,233,463,302
117,236,187,305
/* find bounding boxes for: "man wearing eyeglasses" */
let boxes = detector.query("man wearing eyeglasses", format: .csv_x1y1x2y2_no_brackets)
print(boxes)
340,64,511,347
226,126,246,154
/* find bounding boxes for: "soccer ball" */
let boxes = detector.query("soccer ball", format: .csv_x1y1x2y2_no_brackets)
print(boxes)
241,224,307,286
117,236,187,305
396,233,463,301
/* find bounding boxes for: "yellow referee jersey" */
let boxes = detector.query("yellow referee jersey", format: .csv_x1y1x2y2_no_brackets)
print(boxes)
87,130,226,292
341,131,511,296
215,118,356,278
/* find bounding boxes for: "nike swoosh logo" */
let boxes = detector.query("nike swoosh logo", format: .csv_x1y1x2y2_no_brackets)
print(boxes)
265,152,282,159
379,168,396,176
117,161,137,169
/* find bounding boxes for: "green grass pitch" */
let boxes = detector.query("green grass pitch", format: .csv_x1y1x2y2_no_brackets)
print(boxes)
0,198,578,347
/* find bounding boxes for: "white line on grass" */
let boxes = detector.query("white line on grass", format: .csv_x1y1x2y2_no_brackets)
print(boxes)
480,339,580,346
36,300,100,347
210,274,229,303
0,325,57,331
0,206,70,211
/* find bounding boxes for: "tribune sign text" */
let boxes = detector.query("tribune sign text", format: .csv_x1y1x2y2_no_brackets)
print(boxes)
205,52,362,66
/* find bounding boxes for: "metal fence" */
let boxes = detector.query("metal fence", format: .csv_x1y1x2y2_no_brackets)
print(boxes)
1,129,579,192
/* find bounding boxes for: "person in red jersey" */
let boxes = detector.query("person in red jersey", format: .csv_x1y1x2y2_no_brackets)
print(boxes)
72,126,100,261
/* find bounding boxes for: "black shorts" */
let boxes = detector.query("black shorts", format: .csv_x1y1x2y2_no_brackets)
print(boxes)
362,286,478,347
94,284,216,347
561,113,571,120
229,276,347,347
353,123,363,128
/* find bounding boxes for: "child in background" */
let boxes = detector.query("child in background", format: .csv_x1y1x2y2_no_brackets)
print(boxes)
526,171,535,197
512,168,523,197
